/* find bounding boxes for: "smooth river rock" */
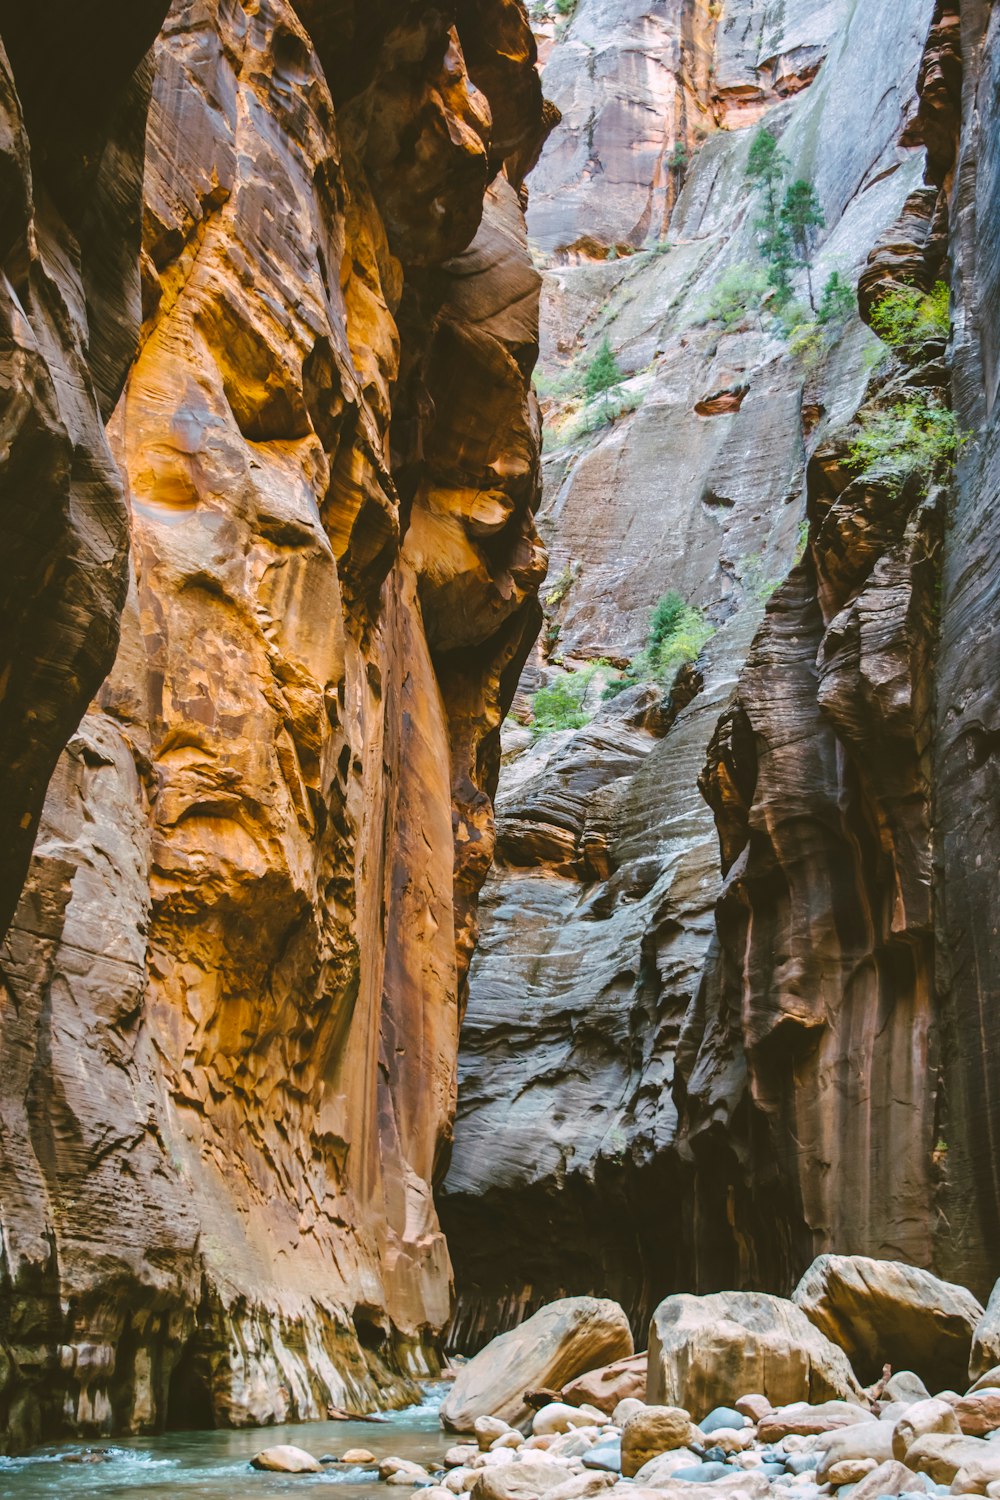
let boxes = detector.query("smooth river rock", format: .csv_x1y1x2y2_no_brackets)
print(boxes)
793,1255,985,1389
441,1297,634,1432
648,1292,864,1413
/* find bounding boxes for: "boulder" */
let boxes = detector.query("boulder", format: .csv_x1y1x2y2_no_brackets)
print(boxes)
759,1402,873,1443
707,1427,753,1454
736,1395,774,1422
902,1434,992,1483
447,1446,480,1467
492,1434,525,1452
341,1448,376,1463
621,1406,697,1477
619,1474,770,1500
582,1438,623,1472
893,1400,963,1460
386,1470,432,1485
534,1403,602,1436
613,1398,647,1426
382,1457,434,1481
817,1421,896,1480
564,1354,648,1415
951,1448,1000,1494
953,1392,1000,1437
547,1477,619,1500
441,1299,634,1432
971,1372,1000,1396
827,1458,879,1485
472,1461,578,1500
478,1417,517,1450
792,1256,984,1389
847,1459,923,1500
631,1450,703,1484
250,1445,322,1473
886,1374,933,1405
648,1293,863,1413
702,1408,749,1434
972,1287,1000,1384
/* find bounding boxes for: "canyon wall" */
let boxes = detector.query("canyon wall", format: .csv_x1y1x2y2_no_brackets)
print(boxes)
0,0,549,1452
441,0,997,1346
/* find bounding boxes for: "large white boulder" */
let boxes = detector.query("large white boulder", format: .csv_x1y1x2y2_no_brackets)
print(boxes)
648,1291,863,1414
442,1298,633,1433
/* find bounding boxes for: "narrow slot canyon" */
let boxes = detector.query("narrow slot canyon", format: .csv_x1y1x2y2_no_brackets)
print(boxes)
0,0,998,1494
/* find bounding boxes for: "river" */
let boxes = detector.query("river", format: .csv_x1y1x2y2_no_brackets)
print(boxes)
0,1384,450,1499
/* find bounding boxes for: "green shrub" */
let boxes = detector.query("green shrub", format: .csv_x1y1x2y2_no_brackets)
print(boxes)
531,661,607,736
869,281,950,357
545,565,575,610
846,395,964,492
605,591,713,696
818,270,855,325
584,336,623,401
701,263,770,327
787,319,825,368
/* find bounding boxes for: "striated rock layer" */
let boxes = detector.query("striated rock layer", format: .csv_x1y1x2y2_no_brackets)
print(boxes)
0,0,549,1453
441,0,997,1341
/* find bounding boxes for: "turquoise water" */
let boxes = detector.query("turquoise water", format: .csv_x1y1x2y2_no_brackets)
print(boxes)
0,1385,450,1499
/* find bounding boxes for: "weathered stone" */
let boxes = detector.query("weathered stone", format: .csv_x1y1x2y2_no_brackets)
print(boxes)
827,1459,880,1486
632,1450,704,1484
472,1462,577,1500
621,1406,696,1476
951,1449,1000,1495
951,1393,1000,1439
0,0,551,1453
341,1448,377,1464
534,1404,603,1436
817,1422,897,1481
441,0,958,1341
902,1435,992,1484
886,1375,934,1406
847,1460,923,1500
736,1396,774,1422
793,1256,984,1389
650,1294,864,1415
971,1289,1000,1384
564,1355,648,1415
442,1299,634,1432
893,1401,964,1461
251,1445,323,1473
479,1418,517,1451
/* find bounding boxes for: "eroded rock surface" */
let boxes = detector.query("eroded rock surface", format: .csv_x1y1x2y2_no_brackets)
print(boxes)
0,1,170,938
0,0,549,1453
441,0,965,1342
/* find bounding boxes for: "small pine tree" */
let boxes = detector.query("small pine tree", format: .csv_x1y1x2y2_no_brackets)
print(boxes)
781,179,825,309
584,336,623,416
746,127,793,304
818,270,855,325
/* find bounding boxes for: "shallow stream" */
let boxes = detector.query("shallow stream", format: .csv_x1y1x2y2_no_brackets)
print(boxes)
0,1384,449,1499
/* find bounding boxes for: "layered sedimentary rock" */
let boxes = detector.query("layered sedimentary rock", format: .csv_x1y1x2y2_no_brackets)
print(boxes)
934,0,1000,1298
0,0,549,1452
441,0,963,1344
0,1,170,939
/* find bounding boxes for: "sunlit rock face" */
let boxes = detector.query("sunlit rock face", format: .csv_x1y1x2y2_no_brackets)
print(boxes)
441,0,995,1346
0,1,170,941
0,0,548,1452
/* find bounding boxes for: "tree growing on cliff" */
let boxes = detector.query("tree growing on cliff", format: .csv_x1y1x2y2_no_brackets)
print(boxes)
781,179,825,309
818,269,856,325
746,126,794,302
585,336,623,414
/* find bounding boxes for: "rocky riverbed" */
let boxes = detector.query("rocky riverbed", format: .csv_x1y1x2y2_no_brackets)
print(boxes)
247,1258,1000,1500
